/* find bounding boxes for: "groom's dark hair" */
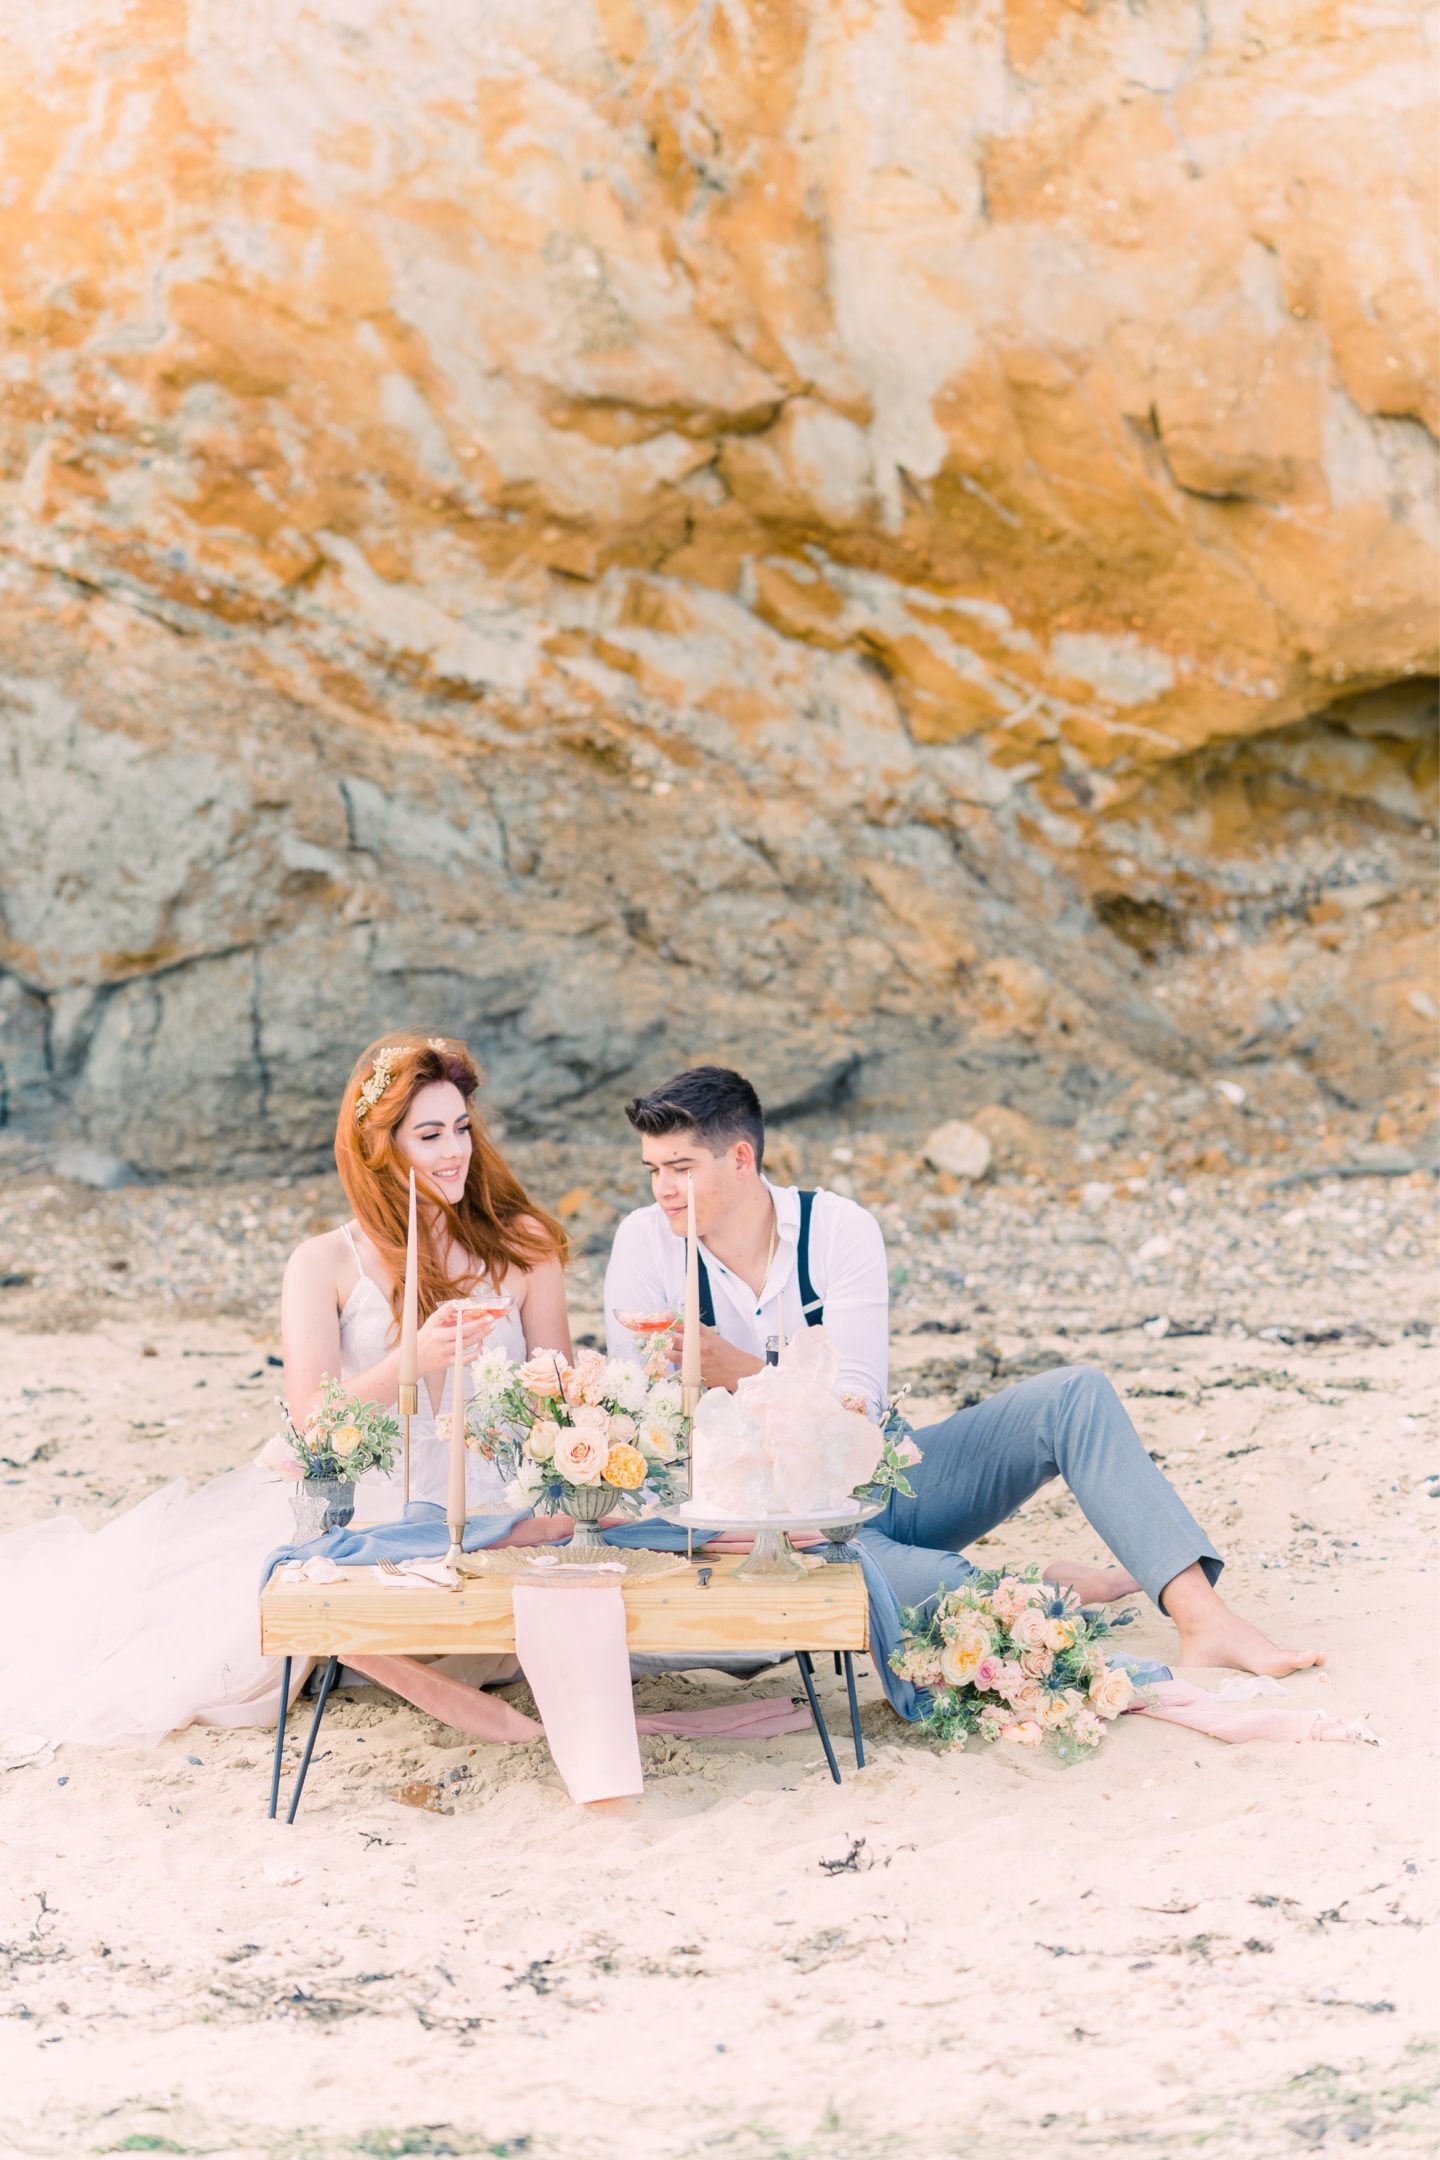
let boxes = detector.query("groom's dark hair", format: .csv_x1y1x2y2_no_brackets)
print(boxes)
625,1066,765,1170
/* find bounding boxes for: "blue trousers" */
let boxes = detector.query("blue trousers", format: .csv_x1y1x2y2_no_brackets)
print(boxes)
866,1364,1222,1613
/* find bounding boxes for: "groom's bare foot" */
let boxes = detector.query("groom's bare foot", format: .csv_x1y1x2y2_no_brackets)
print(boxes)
1175,1613,1325,1677
1045,1559,1140,1605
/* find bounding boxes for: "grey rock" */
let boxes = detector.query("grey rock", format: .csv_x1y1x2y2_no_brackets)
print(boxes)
54,1144,139,1190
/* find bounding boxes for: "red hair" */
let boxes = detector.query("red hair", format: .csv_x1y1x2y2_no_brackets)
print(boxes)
334,1031,567,1331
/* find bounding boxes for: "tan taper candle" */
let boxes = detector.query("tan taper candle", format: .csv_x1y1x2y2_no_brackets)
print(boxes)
681,1172,701,1408
398,1171,419,1407
447,1310,467,1559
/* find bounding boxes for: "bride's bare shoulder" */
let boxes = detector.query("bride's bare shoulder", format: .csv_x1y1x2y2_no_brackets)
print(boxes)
284,1224,354,1286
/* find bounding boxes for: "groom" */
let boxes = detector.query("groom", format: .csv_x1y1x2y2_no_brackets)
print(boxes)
604,1064,1322,1677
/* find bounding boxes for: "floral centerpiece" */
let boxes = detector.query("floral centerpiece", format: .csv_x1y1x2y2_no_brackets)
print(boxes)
465,1345,689,1553
890,1568,1138,1763
258,1379,400,1541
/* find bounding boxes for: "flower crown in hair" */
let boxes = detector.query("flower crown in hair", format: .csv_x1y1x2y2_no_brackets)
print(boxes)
354,1039,453,1124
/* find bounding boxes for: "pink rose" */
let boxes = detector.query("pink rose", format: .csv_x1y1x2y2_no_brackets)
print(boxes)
1009,1682,1047,1722
518,1351,569,1399
895,1437,923,1467
554,1427,606,1486
973,1655,1003,1691
1012,1608,1050,1654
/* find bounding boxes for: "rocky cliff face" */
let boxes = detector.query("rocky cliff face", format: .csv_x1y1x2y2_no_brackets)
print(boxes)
0,0,1434,1175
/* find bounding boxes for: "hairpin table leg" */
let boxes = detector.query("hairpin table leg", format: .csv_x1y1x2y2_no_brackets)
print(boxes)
267,1656,293,1819
285,1655,338,1824
833,1653,843,1676
842,1652,865,1769
795,1651,842,1785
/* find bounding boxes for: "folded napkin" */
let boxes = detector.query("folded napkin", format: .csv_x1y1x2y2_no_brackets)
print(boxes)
373,1557,459,1591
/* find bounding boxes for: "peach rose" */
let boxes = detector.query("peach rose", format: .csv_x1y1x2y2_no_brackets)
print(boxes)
528,1419,561,1463
1011,1608,1051,1654
636,1417,679,1462
1001,1720,1044,1747
1089,1667,1135,1720
1044,1618,1077,1653
940,1615,995,1689
554,1426,605,1486
330,1424,363,1457
1019,1648,1054,1680
518,1351,569,1399
601,1443,647,1491
1009,1682,1048,1722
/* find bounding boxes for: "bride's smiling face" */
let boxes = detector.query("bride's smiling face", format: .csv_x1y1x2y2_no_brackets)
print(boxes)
396,1079,473,1201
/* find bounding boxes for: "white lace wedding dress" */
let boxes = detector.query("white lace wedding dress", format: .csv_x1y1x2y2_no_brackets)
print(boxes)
0,1235,525,1752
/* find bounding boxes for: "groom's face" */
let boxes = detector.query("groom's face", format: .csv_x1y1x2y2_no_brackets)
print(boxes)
641,1129,748,1237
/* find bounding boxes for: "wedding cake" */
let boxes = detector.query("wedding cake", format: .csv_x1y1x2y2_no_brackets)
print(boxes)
687,1329,883,1519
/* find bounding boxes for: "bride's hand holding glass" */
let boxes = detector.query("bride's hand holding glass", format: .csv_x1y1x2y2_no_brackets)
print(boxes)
417,1297,509,1374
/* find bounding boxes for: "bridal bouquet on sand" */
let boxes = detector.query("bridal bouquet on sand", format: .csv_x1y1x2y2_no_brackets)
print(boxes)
465,1345,689,1540
890,1568,1138,1764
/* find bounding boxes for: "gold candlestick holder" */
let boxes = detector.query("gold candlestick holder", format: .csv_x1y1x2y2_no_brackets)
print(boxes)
680,1382,699,1558
398,1382,418,1508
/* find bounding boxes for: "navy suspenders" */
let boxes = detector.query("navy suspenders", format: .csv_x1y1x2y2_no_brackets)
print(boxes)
795,1187,823,1326
695,1190,823,1331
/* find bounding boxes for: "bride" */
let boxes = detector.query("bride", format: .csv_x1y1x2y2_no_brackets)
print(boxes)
0,1032,573,1751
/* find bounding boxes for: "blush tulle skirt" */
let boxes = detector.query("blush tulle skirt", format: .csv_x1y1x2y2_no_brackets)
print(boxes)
0,1466,299,1751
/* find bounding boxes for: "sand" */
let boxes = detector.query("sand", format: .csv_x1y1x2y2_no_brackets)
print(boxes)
0,1169,1435,2158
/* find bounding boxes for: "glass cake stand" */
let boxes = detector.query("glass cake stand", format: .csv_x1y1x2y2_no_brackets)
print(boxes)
673,1499,884,1582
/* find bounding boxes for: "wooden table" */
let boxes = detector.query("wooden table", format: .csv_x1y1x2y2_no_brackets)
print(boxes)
261,1555,871,1819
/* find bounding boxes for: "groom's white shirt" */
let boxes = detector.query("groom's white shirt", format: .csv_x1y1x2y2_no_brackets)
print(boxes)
603,1180,890,1414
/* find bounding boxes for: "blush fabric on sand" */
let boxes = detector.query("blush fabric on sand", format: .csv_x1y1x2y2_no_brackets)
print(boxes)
1132,1676,1377,1746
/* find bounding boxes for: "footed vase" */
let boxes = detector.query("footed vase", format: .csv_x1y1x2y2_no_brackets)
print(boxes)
291,1478,356,1544
564,1482,620,1556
